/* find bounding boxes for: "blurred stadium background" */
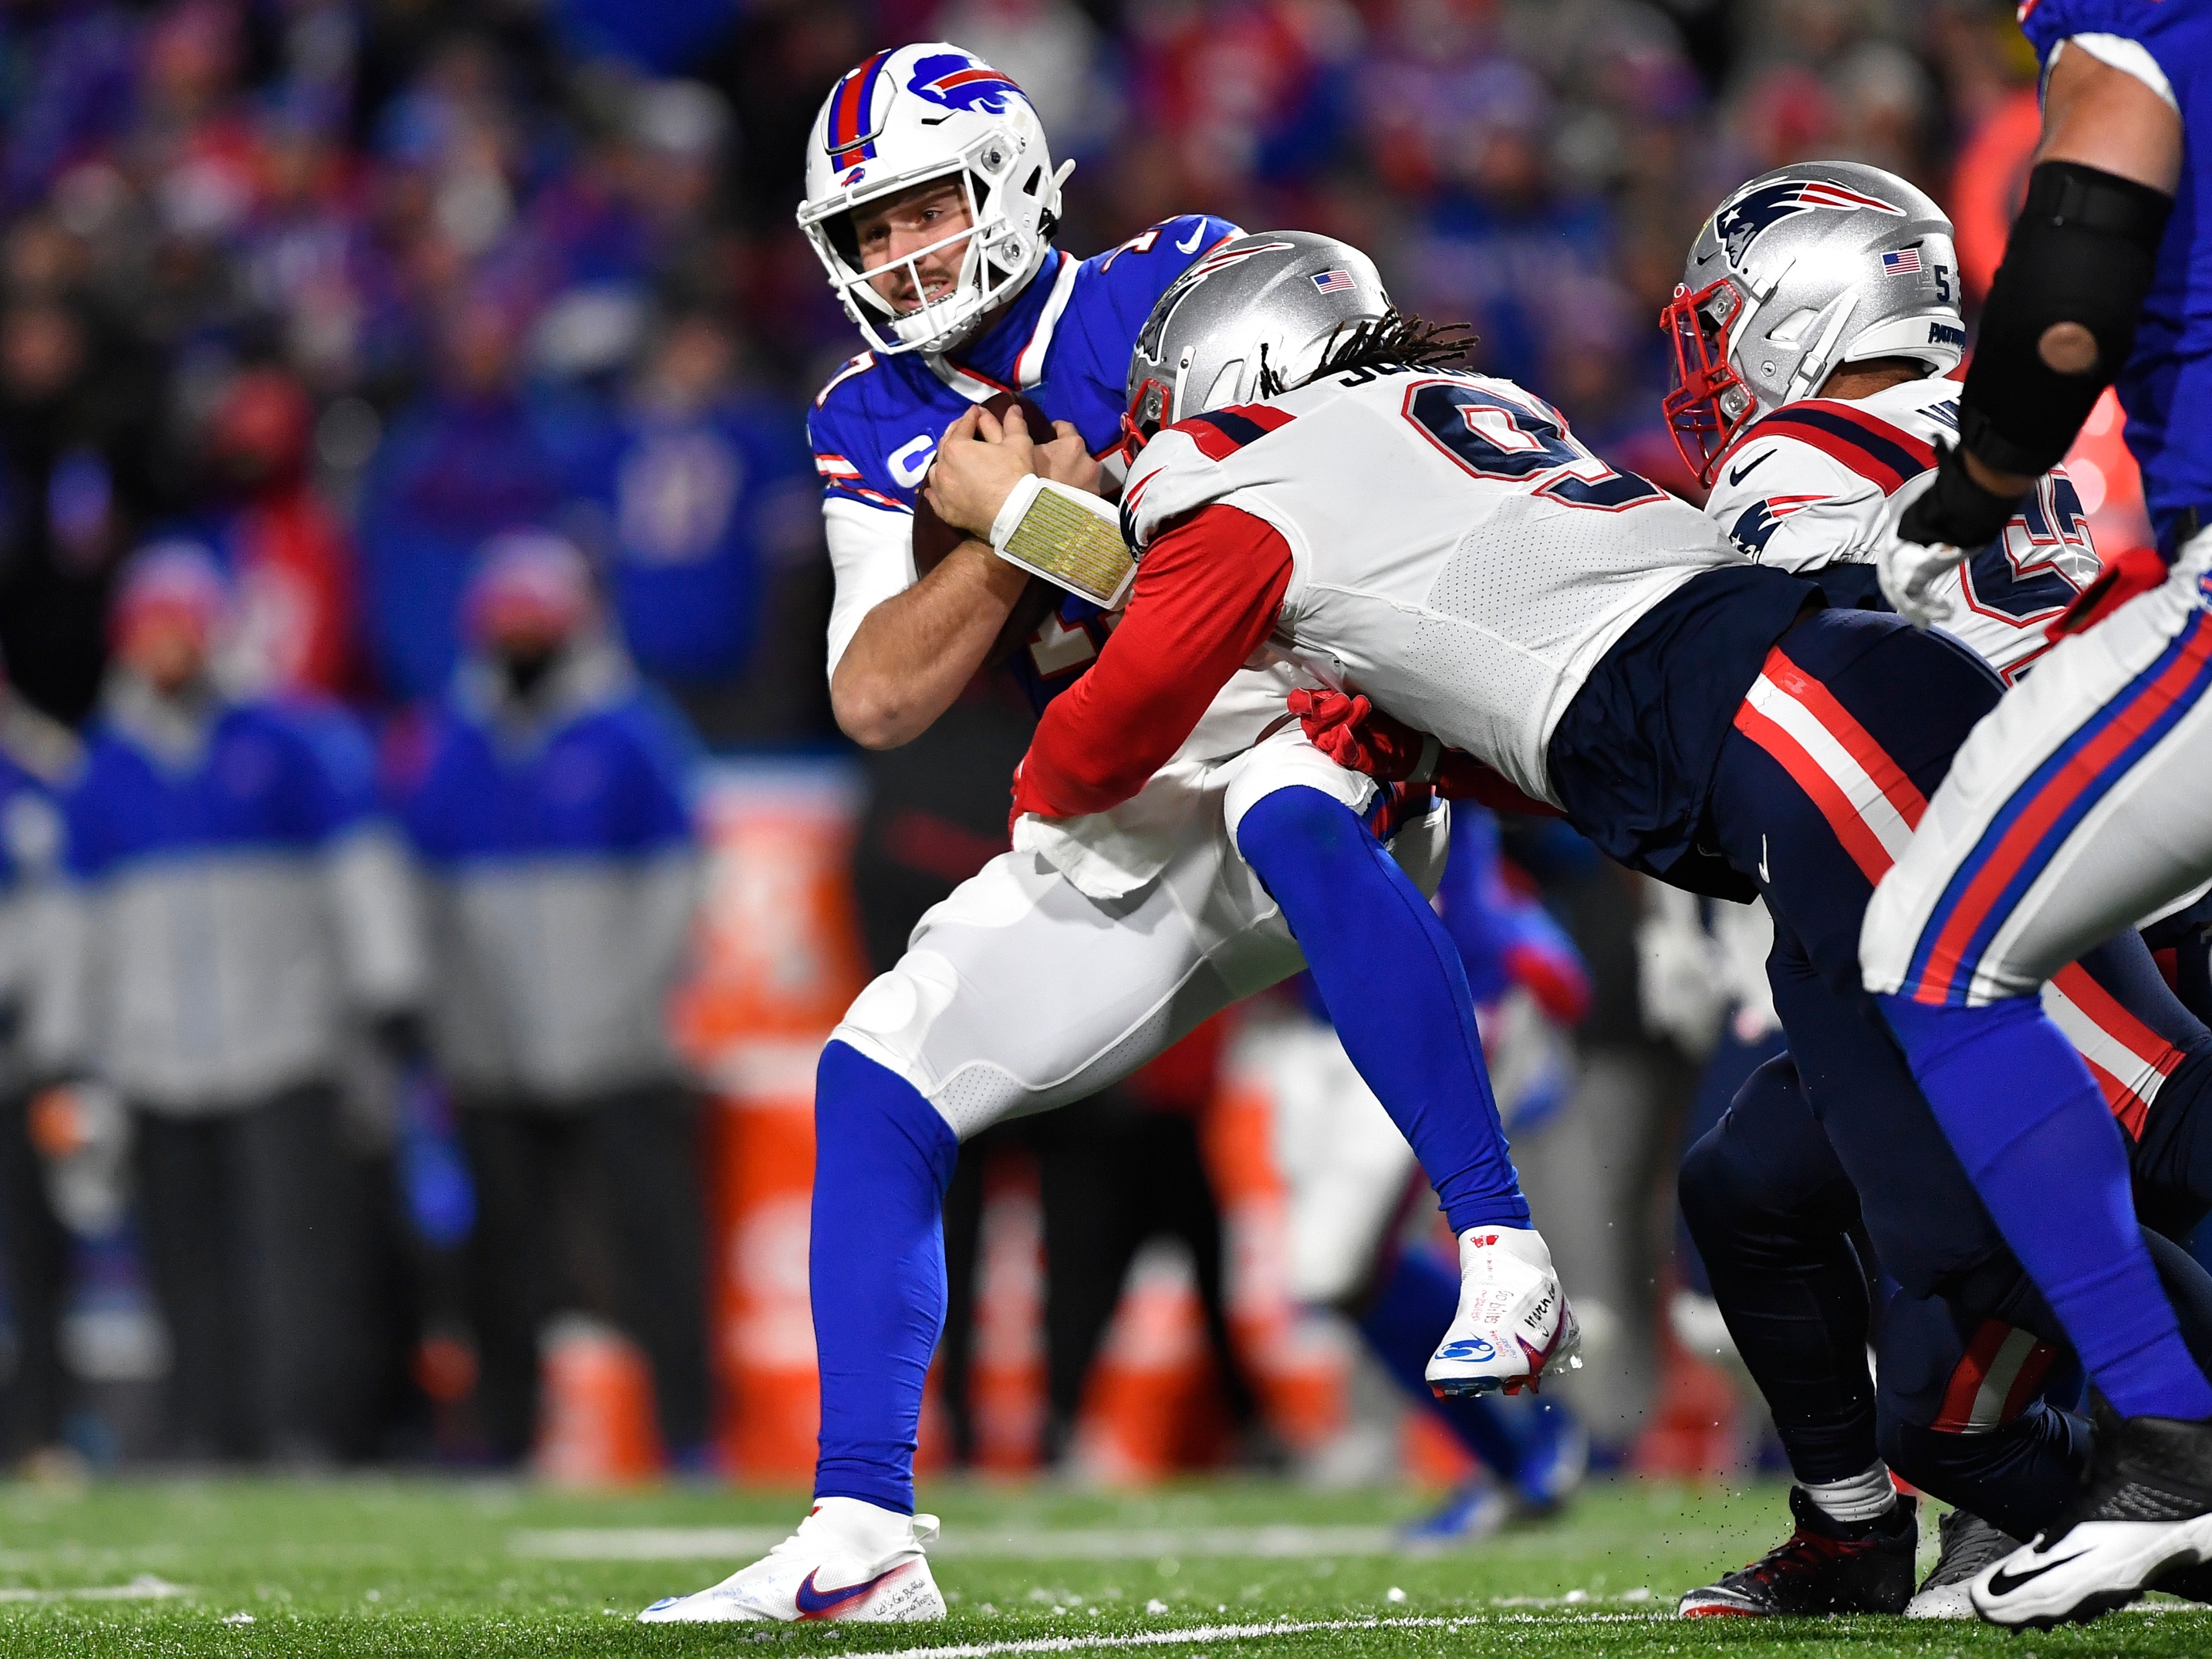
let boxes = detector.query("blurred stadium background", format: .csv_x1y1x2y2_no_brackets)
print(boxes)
0,0,2163,1507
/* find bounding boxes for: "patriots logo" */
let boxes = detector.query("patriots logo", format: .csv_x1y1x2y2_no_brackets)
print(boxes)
1727,495,1825,556
907,53,1028,117
1134,240,1298,360
1714,177,1903,266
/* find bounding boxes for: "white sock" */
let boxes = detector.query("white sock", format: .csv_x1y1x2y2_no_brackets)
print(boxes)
1802,1461,1898,1525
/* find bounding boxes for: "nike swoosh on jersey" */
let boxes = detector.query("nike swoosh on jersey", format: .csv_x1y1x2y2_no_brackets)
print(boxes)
1176,224,1205,253
794,1566,903,1618
1982,1552,2089,1598
1727,450,1775,488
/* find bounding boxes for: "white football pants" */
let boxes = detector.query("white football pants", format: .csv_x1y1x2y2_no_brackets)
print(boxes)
829,725,1451,1140
1864,526,2212,1005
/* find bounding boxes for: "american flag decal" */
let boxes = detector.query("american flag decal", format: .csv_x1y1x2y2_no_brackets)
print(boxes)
1882,248,1923,274
1311,269,1356,294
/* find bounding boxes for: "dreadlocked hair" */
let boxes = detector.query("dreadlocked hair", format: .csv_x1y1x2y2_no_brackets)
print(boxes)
1256,309,1478,397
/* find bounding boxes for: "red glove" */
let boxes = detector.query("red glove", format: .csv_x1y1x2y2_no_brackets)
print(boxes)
1287,687,1430,780
1288,687,1562,816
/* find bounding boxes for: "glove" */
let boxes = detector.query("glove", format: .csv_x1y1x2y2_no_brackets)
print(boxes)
1287,687,1431,781
1290,687,1563,815
1899,437,2027,551
1876,470,1966,628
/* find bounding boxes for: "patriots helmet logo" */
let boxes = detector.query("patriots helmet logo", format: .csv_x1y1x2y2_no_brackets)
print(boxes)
907,53,1028,117
1135,240,1297,360
1714,177,1903,266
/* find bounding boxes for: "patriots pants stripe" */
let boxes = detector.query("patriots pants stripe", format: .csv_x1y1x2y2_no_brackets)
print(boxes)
1929,1319,2062,1436
1731,629,2178,1132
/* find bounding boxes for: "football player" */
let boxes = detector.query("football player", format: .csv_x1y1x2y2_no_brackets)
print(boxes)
1851,4,2212,1624
638,47,1577,1625
1662,160,2212,1618
931,226,2212,1633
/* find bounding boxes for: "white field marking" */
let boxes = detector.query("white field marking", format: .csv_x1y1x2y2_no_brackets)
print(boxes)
509,1526,1404,1561
858,1613,1666,1659
0,1575,189,1603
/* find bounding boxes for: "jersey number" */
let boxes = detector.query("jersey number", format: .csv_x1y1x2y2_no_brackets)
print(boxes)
1403,381,1664,512
1960,473,2093,623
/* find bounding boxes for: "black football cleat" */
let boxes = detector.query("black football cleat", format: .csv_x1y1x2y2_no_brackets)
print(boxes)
1677,1487,1917,1617
1971,1398,2212,1628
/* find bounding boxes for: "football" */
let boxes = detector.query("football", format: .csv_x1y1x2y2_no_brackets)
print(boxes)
912,390,1065,666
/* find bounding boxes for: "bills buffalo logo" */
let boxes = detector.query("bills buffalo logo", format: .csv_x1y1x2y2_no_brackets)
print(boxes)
1715,178,1903,266
907,53,1028,116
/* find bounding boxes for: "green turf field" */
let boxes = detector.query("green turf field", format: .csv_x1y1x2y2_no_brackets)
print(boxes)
1,1474,2204,1657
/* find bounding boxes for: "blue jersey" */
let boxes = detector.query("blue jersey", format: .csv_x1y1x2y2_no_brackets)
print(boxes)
2019,1,2212,550
809,214,1241,707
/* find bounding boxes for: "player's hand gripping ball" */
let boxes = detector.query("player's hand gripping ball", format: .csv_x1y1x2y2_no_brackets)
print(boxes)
907,394,1062,667
911,392,1084,664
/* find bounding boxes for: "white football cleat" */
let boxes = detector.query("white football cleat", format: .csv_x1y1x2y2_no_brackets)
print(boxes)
637,1497,947,1624
1425,1224,1581,1399
1970,1402,2212,1628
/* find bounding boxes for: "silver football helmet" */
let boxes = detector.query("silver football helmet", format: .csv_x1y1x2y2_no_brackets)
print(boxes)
1663,160,1962,486
1120,231,1390,461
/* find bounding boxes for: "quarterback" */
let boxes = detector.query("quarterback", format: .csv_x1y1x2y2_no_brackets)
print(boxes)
639,46,1577,1625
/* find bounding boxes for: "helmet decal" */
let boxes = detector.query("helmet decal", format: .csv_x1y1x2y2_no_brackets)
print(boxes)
1136,239,1296,360
824,48,895,167
907,53,1028,117
800,42,1068,357
1714,177,1902,266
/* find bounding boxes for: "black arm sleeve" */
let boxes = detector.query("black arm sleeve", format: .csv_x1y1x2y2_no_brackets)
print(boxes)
1959,160,2172,479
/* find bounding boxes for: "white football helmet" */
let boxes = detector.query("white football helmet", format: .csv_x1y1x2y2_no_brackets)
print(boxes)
1662,160,1963,486
798,43,1073,357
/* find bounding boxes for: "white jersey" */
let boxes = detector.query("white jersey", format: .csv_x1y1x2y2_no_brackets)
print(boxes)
1701,377,2102,684
1121,366,1748,806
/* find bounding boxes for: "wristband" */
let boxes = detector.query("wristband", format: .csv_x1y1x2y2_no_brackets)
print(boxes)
988,475,1137,608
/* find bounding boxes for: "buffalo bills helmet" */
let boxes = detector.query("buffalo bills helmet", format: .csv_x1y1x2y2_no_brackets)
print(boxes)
1120,232,1391,459
799,43,1072,357
1662,160,1963,486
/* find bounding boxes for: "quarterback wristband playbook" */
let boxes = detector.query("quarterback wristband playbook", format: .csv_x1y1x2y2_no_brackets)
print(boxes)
988,475,1137,609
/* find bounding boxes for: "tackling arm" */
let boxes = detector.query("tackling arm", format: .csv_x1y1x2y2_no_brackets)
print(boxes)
1013,505,1293,820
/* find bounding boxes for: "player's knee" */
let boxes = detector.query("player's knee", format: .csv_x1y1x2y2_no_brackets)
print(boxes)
1677,1124,1746,1255
831,955,959,1082
815,1039,960,1194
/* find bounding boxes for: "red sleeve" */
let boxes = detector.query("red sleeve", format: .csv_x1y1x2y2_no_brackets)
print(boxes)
1014,504,1293,819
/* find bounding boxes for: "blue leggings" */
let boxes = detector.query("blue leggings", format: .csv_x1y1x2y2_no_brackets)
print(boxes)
1236,786,1529,1233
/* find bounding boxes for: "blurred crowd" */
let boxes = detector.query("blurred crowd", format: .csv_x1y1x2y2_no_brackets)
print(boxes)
0,0,2044,1475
